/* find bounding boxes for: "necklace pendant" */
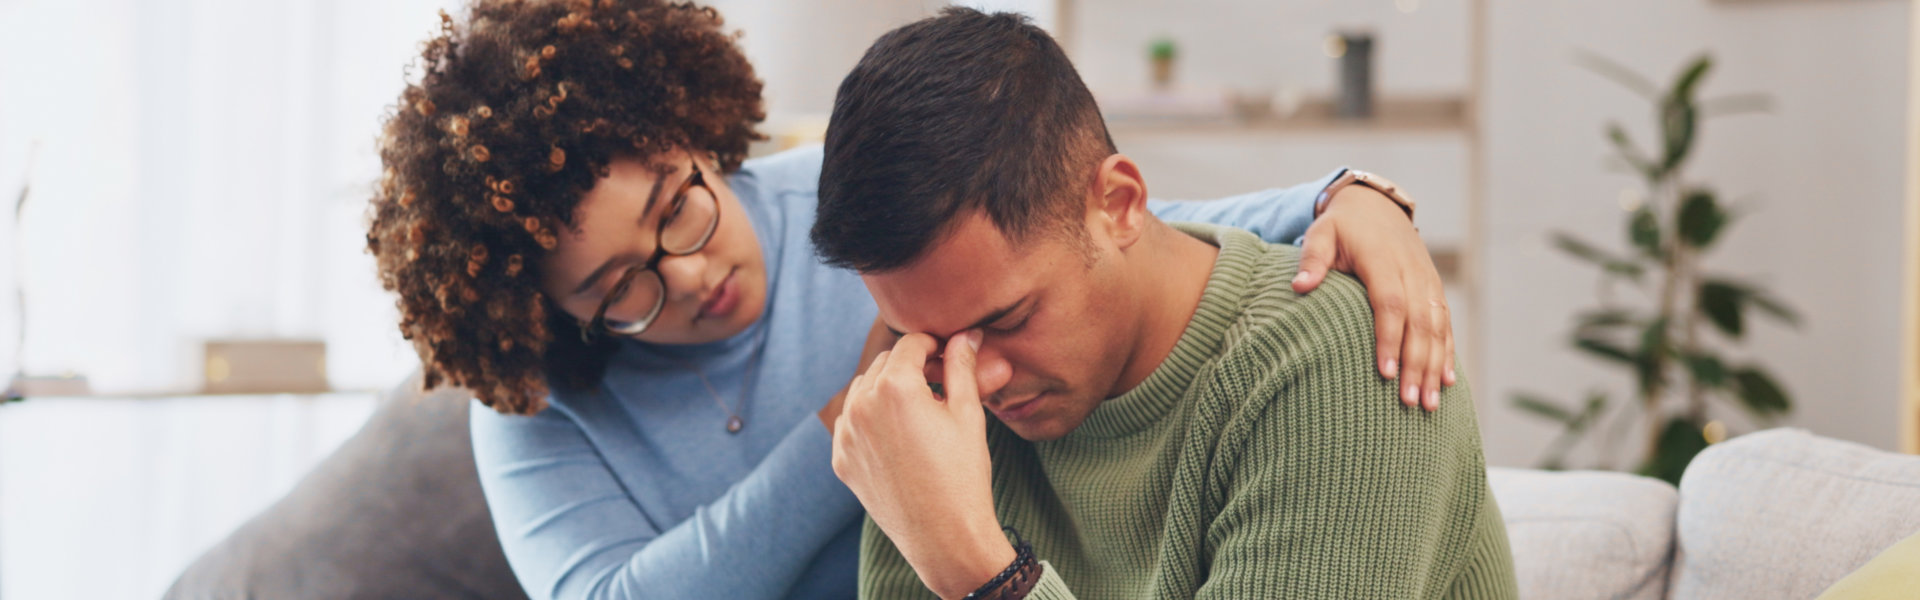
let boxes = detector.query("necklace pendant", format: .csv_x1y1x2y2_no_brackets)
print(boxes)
726,416,744,434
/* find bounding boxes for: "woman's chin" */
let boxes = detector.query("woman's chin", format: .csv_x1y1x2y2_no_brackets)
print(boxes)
669,287,766,345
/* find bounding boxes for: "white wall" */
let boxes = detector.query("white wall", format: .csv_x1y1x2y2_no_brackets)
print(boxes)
1480,0,1911,464
706,0,948,119
0,0,453,395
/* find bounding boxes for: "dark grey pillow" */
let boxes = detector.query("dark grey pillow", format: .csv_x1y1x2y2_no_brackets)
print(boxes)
164,375,530,600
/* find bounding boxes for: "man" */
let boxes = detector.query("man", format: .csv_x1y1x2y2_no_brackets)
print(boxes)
811,8,1517,600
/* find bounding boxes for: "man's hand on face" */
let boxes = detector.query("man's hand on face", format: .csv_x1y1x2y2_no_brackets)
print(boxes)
831,330,1015,599
1291,186,1455,412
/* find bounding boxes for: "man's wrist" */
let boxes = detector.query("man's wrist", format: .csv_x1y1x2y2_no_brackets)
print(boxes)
925,522,1019,599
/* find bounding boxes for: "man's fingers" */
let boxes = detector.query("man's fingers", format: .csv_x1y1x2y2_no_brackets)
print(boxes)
864,350,891,380
1293,221,1336,294
880,333,939,380
850,350,889,401
941,330,984,411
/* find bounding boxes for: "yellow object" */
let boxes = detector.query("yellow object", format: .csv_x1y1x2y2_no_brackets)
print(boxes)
1814,528,1920,599
207,356,231,383
1703,421,1727,445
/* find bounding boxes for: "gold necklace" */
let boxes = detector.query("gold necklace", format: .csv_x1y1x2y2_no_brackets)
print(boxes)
675,328,765,434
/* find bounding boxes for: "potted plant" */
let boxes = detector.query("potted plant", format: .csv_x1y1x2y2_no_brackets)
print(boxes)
1511,53,1797,485
1149,37,1176,89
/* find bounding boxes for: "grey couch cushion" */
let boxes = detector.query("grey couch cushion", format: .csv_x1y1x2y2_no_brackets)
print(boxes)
163,375,529,600
1487,467,1677,600
1669,428,1920,600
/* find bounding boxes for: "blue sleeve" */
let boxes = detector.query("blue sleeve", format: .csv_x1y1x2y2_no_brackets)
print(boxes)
471,402,861,600
1145,167,1346,246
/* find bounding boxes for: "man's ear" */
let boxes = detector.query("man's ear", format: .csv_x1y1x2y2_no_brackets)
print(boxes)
1089,153,1149,250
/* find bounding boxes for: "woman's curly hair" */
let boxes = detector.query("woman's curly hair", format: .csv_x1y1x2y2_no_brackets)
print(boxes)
366,0,764,415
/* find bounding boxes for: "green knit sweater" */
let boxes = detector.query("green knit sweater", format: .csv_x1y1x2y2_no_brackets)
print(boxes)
858,224,1518,599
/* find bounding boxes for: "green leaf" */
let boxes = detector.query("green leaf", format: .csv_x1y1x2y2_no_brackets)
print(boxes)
1576,308,1641,332
1682,352,1727,388
1656,56,1712,174
1630,207,1661,258
1731,366,1791,416
1677,189,1729,249
1606,123,1656,180
1573,334,1638,366
1552,232,1645,280
1512,393,1576,424
1660,100,1699,173
1748,291,1802,328
1149,38,1177,61
1570,392,1610,431
1635,317,1669,395
1698,280,1746,338
1670,55,1714,105
1641,417,1711,485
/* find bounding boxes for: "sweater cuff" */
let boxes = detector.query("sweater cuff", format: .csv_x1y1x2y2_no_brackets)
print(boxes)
1024,561,1077,600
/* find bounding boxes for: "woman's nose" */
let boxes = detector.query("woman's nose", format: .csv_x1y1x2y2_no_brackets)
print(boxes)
655,252,709,301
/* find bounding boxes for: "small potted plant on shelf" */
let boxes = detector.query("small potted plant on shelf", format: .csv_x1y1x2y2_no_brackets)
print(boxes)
1148,37,1176,89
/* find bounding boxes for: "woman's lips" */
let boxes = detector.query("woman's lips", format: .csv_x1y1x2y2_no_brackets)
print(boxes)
697,269,741,320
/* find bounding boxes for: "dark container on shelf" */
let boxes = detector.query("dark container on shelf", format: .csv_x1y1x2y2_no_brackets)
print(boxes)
1336,31,1374,119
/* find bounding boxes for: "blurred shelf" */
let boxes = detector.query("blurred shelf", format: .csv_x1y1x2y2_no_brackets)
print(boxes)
1107,95,1469,137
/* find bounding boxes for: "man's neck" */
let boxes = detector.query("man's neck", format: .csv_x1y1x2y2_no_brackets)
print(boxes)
1108,220,1219,398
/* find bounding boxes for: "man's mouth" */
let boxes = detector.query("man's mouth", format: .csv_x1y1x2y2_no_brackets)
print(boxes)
990,392,1045,422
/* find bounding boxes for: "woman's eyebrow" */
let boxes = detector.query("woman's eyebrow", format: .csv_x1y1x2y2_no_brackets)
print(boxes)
570,169,675,297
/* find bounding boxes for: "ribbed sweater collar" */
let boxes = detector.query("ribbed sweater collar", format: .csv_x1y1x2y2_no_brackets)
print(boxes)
1071,223,1259,439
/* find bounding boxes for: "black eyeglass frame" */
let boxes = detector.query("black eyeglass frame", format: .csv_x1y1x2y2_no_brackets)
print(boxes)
579,161,720,341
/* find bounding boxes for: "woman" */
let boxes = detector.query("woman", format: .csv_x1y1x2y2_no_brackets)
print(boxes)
365,1,1455,599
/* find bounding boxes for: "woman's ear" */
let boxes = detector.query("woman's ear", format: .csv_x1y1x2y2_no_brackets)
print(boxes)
1089,153,1149,249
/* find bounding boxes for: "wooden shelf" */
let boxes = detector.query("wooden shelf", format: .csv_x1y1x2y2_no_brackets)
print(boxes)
1106,96,1470,137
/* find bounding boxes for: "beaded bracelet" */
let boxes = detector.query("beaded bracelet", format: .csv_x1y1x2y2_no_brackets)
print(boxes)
964,526,1039,600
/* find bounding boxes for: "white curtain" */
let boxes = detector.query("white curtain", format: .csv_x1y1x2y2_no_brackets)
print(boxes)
0,0,463,394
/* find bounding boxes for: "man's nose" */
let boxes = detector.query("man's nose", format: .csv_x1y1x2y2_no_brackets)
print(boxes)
972,345,1013,399
923,343,1013,399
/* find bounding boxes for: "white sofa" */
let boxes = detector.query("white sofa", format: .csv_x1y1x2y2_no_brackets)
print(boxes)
167,374,1920,598
1490,428,1920,599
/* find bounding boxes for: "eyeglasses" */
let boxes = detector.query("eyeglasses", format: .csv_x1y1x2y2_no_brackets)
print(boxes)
580,160,721,341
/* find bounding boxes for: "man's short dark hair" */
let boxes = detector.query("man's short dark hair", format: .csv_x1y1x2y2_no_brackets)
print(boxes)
811,7,1116,272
